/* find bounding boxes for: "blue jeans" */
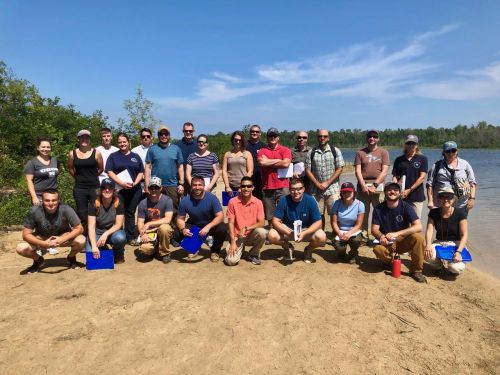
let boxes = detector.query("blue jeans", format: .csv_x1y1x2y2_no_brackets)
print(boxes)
86,229,127,257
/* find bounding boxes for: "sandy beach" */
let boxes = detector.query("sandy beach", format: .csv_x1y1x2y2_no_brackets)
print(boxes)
0,226,498,374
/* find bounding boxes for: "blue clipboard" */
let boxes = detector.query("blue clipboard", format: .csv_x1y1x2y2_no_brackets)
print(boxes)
180,225,207,254
86,248,115,270
222,191,238,206
435,245,472,262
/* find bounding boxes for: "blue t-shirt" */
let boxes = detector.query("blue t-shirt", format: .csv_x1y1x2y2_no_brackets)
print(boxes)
372,200,418,234
274,194,321,228
145,143,184,187
175,138,197,166
331,198,365,231
178,192,222,227
105,151,144,181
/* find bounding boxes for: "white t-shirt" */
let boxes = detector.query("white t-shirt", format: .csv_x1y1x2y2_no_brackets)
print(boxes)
96,145,118,183
131,144,151,168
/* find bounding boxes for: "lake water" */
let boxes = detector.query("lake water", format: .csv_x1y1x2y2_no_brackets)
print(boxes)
339,148,499,278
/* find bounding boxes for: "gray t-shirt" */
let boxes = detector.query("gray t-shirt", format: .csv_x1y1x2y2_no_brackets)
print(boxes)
23,204,81,237
88,199,124,230
138,195,173,223
23,157,60,196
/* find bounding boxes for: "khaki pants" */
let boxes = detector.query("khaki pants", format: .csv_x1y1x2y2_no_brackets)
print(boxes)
313,193,338,216
372,233,424,273
225,228,268,266
407,201,424,218
357,188,384,234
139,224,173,257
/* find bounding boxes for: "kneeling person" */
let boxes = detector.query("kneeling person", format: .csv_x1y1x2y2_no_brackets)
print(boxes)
16,189,85,273
268,177,326,263
371,182,426,283
137,176,174,263
225,177,267,266
87,178,127,264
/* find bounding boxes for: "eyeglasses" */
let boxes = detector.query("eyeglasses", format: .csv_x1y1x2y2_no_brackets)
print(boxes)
240,184,253,189
250,130,261,134
444,149,457,153
183,130,193,133
197,140,208,144
297,136,308,140
318,135,328,138
141,135,151,139
158,132,170,137
290,187,304,192
439,194,455,200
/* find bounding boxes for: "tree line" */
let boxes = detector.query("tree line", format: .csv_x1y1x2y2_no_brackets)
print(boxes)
1,60,499,226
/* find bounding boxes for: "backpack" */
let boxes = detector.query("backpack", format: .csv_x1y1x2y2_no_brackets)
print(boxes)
310,145,337,167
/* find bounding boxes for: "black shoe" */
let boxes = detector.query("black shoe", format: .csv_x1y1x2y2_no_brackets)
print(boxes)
411,272,427,283
162,254,172,264
66,255,80,269
27,256,45,273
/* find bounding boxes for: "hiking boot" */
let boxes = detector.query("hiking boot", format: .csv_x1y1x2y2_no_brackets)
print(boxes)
161,254,172,264
411,272,427,283
248,255,262,265
66,255,80,269
303,246,315,264
27,256,45,273
187,250,199,260
347,250,358,264
210,252,220,262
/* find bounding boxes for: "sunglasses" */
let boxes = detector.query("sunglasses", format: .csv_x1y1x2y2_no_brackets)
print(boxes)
267,134,278,138
183,130,193,133
158,132,170,137
318,135,328,138
149,185,161,190
233,138,242,143
240,184,253,189
444,149,457,153
250,130,261,134
439,194,455,200
297,136,308,140
141,135,152,139
406,142,416,146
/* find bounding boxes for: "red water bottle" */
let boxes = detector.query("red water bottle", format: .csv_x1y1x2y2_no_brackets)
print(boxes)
392,254,401,278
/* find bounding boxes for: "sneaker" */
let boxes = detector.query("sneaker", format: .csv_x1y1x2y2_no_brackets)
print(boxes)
282,242,295,263
66,255,80,269
210,252,220,262
347,256,357,265
26,256,45,273
248,255,262,265
303,247,316,264
411,272,427,283
161,254,172,264
187,250,199,259
347,251,358,264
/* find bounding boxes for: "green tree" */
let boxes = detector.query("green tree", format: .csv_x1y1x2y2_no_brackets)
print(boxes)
116,85,159,137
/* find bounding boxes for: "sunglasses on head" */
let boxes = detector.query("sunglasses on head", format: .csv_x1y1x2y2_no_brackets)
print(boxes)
444,149,457,153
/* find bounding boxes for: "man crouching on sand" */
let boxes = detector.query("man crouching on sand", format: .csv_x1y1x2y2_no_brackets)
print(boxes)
16,189,85,273
371,182,426,283
268,177,326,264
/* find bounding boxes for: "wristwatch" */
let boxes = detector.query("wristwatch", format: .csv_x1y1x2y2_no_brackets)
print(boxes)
373,182,379,188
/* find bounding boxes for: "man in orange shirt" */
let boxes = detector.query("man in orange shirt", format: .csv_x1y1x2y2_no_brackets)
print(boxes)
225,176,268,266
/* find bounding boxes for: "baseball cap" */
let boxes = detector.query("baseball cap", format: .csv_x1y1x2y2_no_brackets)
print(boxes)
405,135,419,144
340,182,355,192
384,182,401,191
77,129,91,137
267,127,279,136
438,187,455,196
100,178,115,189
366,129,379,137
157,124,170,134
443,141,458,151
149,176,162,187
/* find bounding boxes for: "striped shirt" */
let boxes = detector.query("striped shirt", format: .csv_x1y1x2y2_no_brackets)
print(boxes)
187,152,219,178
304,144,345,197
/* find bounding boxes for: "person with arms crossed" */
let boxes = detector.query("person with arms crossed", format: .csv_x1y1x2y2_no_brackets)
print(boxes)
174,122,197,194
268,177,326,264
246,124,266,200
371,182,426,283
225,176,267,266
16,189,85,273
131,127,153,168
291,130,311,190
96,127,118,183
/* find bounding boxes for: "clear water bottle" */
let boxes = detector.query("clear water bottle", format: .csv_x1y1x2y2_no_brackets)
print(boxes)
207,235,214,248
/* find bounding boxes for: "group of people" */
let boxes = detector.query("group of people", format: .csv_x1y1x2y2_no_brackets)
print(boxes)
17,124,476,282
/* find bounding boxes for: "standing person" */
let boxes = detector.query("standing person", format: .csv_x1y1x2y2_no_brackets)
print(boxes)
96,127,118,183
137,177,175,264
330,182,365,264
291,130,311,190
175,176,227,262
16,189,85,273
354,129,390,241
371,182,426,283
225,176,267,266
391,135,428,217
67,129,103,234
222,131,253,196
257,127,292,225
105,133,144,245
175,122,197,193
144,124,184,211
268,177,326,264
86,178,127,264
425,187,469,276
186,134,220,192
246,124,266,200
131,128,153,168
24,137,60,206
305,129,344,230
426,141,476,212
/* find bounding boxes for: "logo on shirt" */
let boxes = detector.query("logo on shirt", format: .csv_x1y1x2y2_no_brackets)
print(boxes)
396,215,404,223
367,154,381,163
413,161,421,169
147,208,161,221
131,157,138,163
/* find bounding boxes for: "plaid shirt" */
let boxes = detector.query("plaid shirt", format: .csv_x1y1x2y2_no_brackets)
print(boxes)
304,144,345,197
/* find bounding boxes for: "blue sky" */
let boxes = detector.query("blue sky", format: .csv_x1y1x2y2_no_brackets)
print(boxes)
2,1,500,138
